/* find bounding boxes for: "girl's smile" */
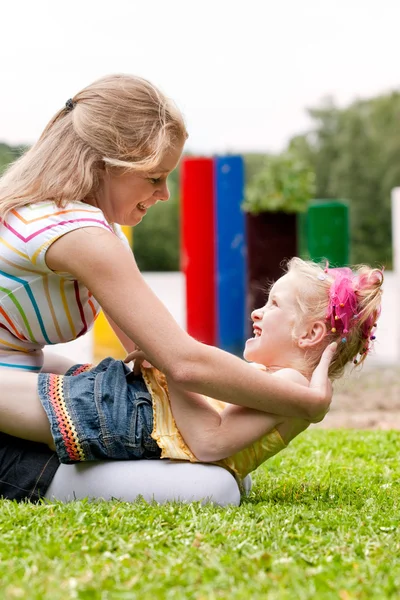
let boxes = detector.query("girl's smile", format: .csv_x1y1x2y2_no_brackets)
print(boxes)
244,274,300,368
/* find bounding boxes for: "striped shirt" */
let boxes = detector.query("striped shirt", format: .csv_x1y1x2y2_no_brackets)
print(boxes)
0,201,128,371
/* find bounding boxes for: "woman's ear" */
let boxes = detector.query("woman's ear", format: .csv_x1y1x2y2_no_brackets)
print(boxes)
297,320,327,349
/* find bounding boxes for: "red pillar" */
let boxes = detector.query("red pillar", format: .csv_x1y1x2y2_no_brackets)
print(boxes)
181,157,216,345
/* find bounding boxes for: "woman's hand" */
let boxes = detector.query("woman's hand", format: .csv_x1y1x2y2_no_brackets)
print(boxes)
308,342,337,422
124,346,153,375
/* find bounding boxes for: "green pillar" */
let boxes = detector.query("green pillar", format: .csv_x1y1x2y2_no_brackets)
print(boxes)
298,200,349,267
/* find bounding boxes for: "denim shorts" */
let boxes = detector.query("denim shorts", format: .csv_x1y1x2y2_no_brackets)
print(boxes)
0,432,59,502
38,357,161,464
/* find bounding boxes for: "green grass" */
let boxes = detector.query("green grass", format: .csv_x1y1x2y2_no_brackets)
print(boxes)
1,430,400,599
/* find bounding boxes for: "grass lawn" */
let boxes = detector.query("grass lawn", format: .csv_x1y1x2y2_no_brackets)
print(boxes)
1,430,400,599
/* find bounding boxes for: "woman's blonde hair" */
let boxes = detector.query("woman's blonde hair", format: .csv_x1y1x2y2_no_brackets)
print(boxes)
286,257,383,379
0,74,187,219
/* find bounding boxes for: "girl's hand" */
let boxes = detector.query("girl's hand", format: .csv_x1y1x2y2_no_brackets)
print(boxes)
124,347,153,375
308,342,337,422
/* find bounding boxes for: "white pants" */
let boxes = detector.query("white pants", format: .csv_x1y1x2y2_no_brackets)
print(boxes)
45,460,252,506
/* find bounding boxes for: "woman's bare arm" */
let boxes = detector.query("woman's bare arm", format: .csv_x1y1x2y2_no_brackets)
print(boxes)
105,313,137,353
45,227,334,420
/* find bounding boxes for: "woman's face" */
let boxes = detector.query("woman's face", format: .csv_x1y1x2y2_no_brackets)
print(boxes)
94,138,185,226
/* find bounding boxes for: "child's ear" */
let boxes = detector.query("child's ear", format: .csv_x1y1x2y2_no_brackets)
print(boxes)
297,320,327,349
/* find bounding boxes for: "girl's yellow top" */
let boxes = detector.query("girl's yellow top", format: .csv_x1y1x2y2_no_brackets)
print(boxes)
141,367,287,493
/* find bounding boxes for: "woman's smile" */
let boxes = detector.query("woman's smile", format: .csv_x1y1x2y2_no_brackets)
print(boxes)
137,202,148,213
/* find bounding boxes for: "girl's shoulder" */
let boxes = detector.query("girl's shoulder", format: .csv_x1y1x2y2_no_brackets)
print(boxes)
249,363,310,387
271,368,310,388
248,362,268,371
248,362,309,387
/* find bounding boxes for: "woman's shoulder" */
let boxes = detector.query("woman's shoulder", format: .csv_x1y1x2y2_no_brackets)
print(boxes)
17,201,115,271
16,201,113,239
16,201,106,220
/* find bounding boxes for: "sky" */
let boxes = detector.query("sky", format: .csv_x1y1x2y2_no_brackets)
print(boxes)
0,0,399,155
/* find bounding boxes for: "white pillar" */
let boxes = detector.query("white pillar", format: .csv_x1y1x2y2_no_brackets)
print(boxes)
391,188,400,362
392,188,400,274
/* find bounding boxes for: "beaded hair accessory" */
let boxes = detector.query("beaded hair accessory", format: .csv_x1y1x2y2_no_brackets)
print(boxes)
324,265,378,364
325,267,356,338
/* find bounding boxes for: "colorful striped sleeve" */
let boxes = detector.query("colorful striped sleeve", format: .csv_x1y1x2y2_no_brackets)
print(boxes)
21,201,115,273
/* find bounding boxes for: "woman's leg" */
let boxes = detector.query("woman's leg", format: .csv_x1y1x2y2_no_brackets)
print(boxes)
0,368,53,445
0,352,77,445
41,351,78,374
45,460,246,506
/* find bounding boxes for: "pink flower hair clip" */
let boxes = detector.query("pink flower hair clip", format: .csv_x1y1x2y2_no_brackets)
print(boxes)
326,267,357,341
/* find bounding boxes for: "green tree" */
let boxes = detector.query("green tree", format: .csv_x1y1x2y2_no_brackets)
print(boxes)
289,92,400,267
0,143,25,174
242,151,316,214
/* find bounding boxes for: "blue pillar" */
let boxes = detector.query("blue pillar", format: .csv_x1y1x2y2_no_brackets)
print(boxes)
214,155,246,355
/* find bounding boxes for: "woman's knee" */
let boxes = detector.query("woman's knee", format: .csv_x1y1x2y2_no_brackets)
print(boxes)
45,460,244,506
182,463,242,506
206,468,242,506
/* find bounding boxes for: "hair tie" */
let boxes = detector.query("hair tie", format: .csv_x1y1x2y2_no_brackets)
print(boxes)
65,99,76,111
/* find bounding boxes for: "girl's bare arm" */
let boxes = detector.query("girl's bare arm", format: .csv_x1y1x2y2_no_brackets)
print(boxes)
45,228,333,421
167,369,311,462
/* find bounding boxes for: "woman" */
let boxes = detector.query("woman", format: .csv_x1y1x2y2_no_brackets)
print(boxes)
0,74,331,504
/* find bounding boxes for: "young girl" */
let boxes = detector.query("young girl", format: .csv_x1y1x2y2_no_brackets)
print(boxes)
12,258,383,492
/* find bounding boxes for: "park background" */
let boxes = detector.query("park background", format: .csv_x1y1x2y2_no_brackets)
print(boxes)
2,2,400,598
2,3,400,427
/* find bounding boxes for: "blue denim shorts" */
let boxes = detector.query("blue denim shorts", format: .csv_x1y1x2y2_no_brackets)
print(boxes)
38,358,161,464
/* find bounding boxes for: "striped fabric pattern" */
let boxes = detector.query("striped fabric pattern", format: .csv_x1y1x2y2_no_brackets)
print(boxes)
46,373,86,462
0,201,128,370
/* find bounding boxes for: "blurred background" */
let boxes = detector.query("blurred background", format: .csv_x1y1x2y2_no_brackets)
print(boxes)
1,0,399,270
1,0,400,426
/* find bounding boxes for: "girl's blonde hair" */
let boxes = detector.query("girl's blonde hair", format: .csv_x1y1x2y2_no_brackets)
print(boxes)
0,74,187,219
286,257,383,379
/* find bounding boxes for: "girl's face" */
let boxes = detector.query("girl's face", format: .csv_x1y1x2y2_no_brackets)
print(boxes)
92,138,185,226
244,273,302,368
